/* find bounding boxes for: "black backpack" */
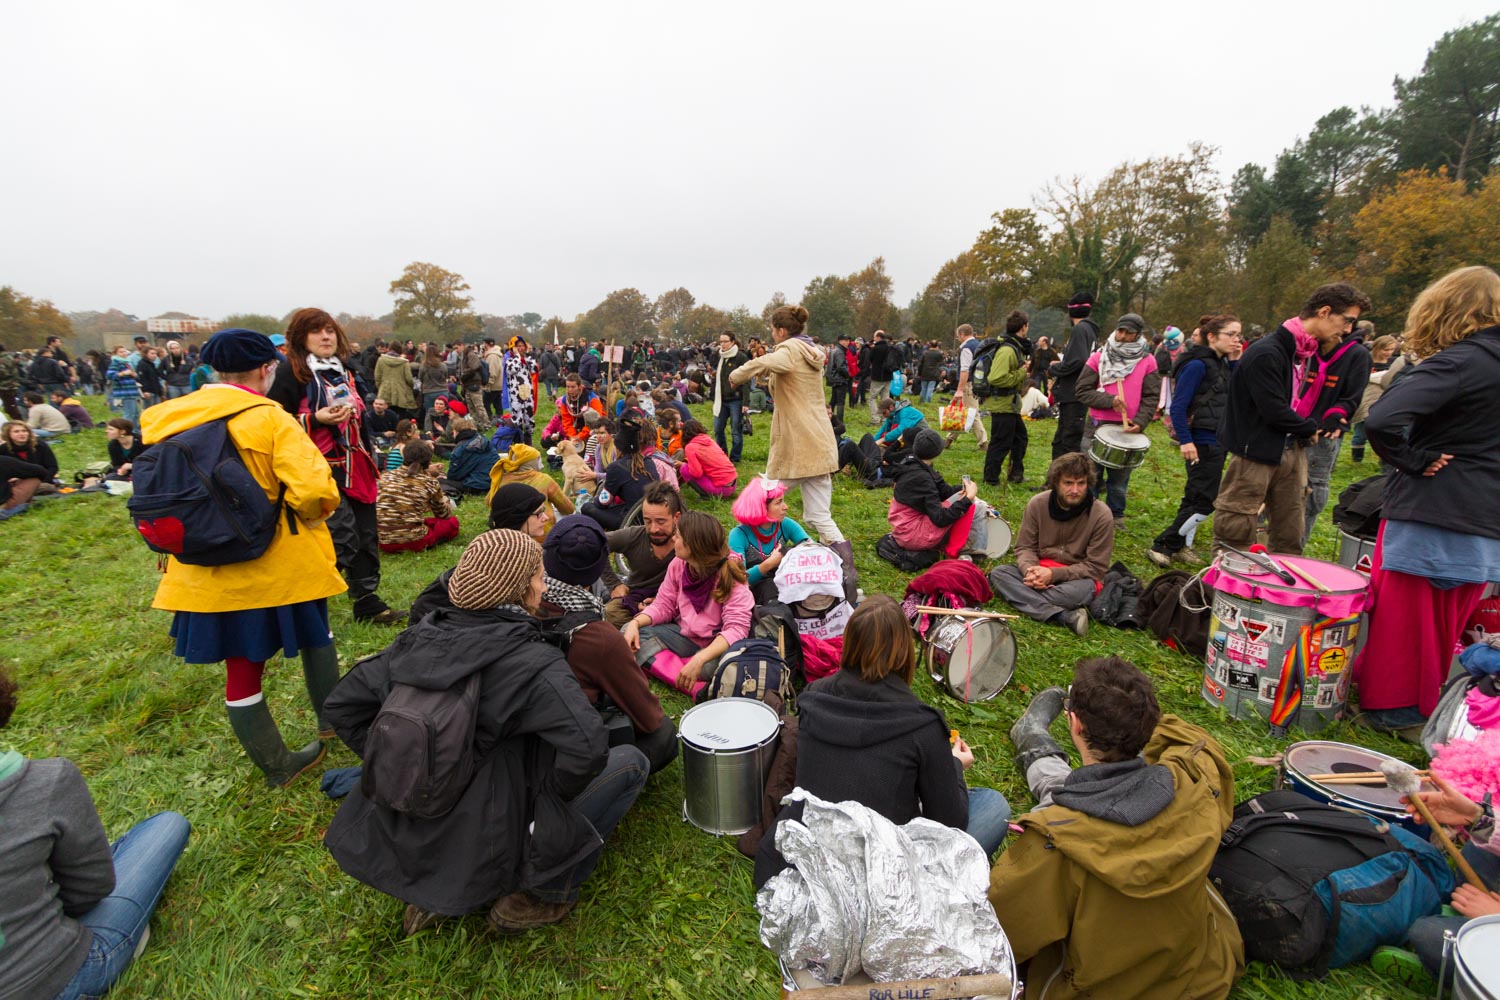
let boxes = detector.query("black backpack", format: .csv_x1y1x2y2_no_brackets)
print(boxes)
1138,570,1211,657
361,669,483,819
1087,561,1145,628
968,339,1003,399
701,637,794,712
1332,474,1385,539
127,414,290,566
1209,790,1453,977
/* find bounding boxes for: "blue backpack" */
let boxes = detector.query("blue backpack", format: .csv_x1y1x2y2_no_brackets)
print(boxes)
127,415,290,566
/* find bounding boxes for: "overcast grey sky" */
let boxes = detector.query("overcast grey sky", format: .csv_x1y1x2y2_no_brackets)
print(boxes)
2,0,1489,323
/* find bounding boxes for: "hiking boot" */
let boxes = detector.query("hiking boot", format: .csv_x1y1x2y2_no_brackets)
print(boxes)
402,904,447,937
1351,446,1365,464
1113,516,1126,530
1146,547,1172,568
1010,687,1068,774
226,700,325,788
1175,546,1203,564
1056,608,1088,637
487,892,576,934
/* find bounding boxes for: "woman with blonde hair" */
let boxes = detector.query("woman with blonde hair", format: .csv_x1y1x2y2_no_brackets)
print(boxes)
754,595,1009,886
622,510,753,692
1353,266,1500,733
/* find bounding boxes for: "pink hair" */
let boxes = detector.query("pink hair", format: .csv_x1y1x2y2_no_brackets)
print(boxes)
731,475,786,527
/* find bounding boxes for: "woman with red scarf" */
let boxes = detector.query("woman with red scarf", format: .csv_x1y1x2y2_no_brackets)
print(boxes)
270,308,404,624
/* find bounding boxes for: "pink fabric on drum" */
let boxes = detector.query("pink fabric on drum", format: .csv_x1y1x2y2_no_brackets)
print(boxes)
1203,554,1371,618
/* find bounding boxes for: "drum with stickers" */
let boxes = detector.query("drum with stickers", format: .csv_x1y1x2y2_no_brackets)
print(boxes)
1336,530,1376,576
1199,554,1371,733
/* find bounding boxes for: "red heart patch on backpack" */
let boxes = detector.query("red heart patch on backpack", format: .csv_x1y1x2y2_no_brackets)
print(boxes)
137,517,186,554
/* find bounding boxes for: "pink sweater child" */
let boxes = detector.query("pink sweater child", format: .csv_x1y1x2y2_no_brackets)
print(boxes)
680,434,738,498
643,558,754,647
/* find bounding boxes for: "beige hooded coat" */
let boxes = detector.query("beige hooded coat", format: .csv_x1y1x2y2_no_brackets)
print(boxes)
729,336,838,481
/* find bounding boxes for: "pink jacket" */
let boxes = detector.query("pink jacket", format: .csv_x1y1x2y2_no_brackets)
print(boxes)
644,558,754,647
683,435,738,487
1084,352,1156,425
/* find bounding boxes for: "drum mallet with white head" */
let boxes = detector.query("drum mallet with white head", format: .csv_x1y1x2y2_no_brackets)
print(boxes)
1379,760,1486,889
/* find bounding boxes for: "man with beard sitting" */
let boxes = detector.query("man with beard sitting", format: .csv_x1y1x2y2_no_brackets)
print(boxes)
987,452,1114,637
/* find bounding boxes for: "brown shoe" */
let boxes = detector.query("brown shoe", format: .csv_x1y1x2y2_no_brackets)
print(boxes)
487,891,576,934
402,904,446,936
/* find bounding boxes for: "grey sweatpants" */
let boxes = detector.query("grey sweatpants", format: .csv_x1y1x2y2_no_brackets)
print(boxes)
988,564,1096,624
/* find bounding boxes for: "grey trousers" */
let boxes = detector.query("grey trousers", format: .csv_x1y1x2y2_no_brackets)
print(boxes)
988,565,1096,624
1026,754,1073,807
1302,434,1343,549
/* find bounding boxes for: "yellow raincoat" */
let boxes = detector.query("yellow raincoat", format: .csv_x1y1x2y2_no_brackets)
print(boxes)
143,385,346,613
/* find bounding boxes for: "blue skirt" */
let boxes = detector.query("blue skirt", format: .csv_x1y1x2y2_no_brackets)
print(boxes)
170,599,332,665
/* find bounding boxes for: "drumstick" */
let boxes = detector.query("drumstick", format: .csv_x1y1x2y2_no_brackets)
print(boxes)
1381,761,1486,890
1283,560,1333,594
782,972,1015,1000
914,605,1019,620
1302,773,1428,785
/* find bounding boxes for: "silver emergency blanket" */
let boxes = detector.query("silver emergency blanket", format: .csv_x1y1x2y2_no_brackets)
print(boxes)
757,789,1012,986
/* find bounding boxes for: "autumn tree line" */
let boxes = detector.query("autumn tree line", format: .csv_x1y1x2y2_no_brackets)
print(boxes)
2,15,1495,354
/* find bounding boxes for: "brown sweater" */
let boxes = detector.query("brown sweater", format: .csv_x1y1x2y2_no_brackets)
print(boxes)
1013,492,1115,584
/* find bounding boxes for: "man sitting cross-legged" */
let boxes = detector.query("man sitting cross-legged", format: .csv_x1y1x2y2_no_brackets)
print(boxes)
989,657,1245,1000
986,452,1113,637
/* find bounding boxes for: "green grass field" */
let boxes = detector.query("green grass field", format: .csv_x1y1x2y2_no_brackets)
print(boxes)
2,391,1422,999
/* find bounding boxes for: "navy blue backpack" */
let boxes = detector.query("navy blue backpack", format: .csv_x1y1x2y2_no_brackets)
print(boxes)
127,416,290,566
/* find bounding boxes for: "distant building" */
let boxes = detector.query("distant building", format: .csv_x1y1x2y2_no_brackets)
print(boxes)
147,317,217,337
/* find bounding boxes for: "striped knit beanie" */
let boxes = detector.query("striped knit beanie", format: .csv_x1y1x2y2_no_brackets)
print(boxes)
447,529,543,610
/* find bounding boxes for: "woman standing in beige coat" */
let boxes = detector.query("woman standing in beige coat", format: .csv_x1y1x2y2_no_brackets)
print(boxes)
730,304,844,544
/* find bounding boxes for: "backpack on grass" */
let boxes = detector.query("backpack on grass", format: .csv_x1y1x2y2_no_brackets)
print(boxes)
127,415,290,566
702,637,794,713
1208,790,1453,977
361,668,483,819
1139,570,1211,658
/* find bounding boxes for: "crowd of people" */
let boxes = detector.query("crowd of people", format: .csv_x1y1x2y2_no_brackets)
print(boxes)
3,265,1499,998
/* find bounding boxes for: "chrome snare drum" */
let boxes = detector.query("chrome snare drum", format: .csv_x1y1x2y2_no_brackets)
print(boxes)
924,616,1017,703
1088,424,1151,470
678,698,780,836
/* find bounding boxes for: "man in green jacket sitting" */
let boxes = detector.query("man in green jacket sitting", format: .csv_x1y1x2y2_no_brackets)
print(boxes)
989,656,1245,1000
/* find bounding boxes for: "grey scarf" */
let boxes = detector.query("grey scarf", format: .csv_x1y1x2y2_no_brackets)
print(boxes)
1097,333,1151,385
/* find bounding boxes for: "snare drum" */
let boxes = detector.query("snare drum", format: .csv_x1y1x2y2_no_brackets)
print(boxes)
1450,913,1500,1000
924,616,1017,702
1088,424,1151,470
1282,740,1421,835
678,699,781,836
1336,530,1376,575
979,511,1012,560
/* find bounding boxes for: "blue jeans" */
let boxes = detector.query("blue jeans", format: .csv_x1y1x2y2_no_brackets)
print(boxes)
55,811,191,1000
117,396,142,431
1407,842,1500,977
713,398,744,462
1081,421,1133,517
531,745,648,903
965,786,1011,857
920,379,937,403
34,428,64,440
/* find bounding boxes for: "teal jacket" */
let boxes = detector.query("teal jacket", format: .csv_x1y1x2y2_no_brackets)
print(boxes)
875,401,926,445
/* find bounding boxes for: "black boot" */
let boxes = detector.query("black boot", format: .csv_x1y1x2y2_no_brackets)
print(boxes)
227,700,325,788
301,643,342,739
1009,686,1068,774
1351,446,1365,463
828,539,861,606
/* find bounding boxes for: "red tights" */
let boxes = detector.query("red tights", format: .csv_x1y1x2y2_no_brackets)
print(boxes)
225,657,266,701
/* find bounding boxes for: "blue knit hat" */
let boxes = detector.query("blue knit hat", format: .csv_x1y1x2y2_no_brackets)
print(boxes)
543,514,609,586
200,328,279,372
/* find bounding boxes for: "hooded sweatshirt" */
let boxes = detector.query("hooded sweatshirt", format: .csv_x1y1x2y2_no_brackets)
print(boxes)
753,668,966,888
988,716,1245,1000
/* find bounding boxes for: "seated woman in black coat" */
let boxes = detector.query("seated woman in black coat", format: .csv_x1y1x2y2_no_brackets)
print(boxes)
887,429,989,559
322,529,650,937
0,420,58,484
754,595,1010,888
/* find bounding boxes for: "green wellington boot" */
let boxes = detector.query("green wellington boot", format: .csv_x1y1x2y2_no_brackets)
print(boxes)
226,699,325,788
301,643,343,739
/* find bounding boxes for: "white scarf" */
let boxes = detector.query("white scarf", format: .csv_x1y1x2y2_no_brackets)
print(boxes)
1097,333,1150,385
713,345,737,416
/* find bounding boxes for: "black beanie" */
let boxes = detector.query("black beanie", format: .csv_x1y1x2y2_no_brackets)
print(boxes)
488,483,546,531
913,428,945,461
542,514,609,586
1067,292,1095,318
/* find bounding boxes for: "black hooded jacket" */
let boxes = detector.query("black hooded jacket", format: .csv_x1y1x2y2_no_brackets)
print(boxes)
753,668,966,887
891,455,971,528
323,607,608,915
